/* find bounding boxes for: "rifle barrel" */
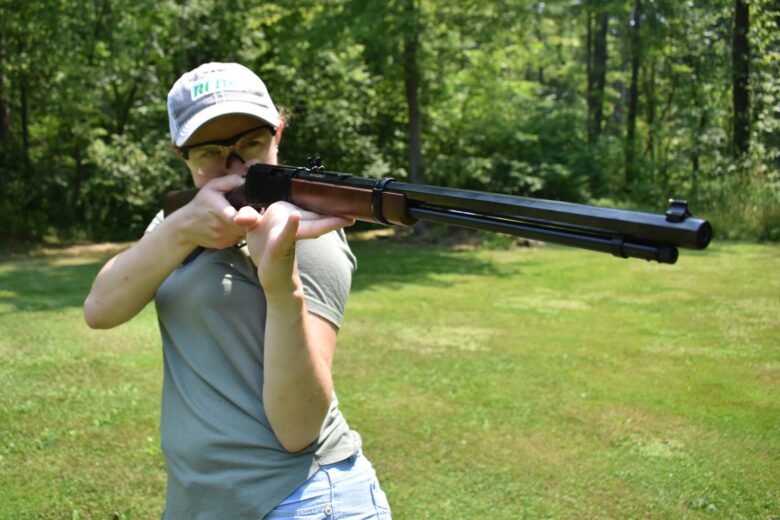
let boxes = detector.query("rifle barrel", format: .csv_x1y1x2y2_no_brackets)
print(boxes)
387,181,710,251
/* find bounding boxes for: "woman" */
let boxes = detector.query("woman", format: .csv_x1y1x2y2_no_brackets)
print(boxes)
84,62,391,519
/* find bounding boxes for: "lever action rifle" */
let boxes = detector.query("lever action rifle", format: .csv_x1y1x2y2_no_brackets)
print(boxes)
163,158,712,264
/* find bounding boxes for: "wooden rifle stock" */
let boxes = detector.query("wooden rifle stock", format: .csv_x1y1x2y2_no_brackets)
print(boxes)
163,160,712,264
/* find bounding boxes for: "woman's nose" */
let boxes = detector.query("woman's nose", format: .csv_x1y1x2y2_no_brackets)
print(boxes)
224,151,247,175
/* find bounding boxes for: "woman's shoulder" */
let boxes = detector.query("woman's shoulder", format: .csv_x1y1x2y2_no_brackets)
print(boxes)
297,229,357,273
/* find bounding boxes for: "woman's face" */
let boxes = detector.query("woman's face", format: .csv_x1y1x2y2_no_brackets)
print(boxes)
180,114,281,188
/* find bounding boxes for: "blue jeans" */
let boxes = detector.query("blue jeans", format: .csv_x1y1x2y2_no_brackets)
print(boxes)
264,451,391,519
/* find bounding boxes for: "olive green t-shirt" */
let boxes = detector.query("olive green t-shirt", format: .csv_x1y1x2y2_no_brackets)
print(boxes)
147,212,360,519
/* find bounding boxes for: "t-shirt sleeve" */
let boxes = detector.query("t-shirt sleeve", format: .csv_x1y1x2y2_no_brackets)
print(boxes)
296,229,357,329
145,209,165,234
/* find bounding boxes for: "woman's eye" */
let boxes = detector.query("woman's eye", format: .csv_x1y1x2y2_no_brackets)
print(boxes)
193,147,221,159
239,140,267,155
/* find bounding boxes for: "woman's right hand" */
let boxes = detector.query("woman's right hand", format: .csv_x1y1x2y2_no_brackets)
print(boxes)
175,174,247,249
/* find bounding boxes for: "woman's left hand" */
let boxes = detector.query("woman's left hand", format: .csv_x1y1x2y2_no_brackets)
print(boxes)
233,202,354,295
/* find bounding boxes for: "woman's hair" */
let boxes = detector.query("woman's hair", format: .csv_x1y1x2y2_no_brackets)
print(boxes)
277,105,292,127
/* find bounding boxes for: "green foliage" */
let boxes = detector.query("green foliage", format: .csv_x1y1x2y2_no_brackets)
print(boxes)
695,164,780,242
82,133,184,240
0,0,778,242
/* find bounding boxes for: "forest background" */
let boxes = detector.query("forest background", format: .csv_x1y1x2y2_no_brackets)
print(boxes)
0,0,778,243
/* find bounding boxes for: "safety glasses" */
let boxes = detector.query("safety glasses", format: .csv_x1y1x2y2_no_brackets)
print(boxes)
179,124,277,171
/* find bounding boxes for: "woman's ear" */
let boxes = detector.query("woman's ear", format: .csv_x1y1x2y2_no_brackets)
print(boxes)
171,145,190,167
274,121,285,146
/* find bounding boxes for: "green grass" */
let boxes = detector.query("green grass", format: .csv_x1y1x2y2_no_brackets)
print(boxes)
1,240,778,519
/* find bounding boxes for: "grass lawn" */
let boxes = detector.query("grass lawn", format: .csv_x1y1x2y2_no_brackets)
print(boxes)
1,238,778,519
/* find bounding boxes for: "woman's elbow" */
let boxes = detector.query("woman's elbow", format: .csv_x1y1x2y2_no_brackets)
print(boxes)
275,428,323,454
83,296,114,329
265,397,331,454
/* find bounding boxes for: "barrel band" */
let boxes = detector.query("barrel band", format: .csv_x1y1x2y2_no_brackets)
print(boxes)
371,178,396,225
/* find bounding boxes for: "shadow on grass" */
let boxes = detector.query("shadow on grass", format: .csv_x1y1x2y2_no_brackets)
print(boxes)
0,258,102,314
0,237,524,312
348,237,521,293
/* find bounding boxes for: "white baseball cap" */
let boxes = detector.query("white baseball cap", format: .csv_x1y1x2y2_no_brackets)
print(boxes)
167,62,281,147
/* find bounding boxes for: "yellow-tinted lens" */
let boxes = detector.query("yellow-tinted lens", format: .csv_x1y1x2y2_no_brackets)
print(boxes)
236,129,273,160
189,145,225,169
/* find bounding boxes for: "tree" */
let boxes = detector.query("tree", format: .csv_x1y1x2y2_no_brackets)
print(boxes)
585,0,610,194
586,3,609,145
732,0,750,157
402,0,425,185
625,0,642,188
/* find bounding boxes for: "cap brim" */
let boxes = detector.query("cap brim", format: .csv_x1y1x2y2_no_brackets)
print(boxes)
173,101,281,147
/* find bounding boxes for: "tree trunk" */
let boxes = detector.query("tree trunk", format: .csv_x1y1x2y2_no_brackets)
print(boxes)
586,9,592,142
588,11,609,142
625,0,641,188
732,0,750,157
0,34,9,147
115,78,139,135
691,112,706,193
643,60,656,181
71,144,84,225
402,0,423,186
586,4,609,194
20,73,30,179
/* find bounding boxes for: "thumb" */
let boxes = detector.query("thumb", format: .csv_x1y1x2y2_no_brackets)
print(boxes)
204,174,245,193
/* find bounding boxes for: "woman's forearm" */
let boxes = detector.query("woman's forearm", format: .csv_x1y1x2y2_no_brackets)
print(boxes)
83,214,194,329
84,177,248,330
262,286,336,453
233,201,347,452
